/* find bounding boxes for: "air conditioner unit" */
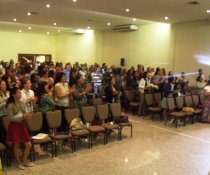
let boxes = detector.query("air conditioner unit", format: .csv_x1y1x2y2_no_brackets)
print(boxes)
113,24,138,32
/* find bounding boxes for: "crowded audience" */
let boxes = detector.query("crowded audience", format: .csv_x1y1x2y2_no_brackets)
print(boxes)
0,59,209,169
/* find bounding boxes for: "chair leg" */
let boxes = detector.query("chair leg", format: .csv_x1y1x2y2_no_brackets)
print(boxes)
131,125,133,138
183,117,186,126
191,115,195,124
151,112,154,121
104,132,106,145
175,117,178,128
54,141,57,157
51,142,54,158
106,130,108,144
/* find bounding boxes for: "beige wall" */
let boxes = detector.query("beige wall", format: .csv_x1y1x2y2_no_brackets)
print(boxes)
0,20,209,84
101,23,175,71
0,31,55,63
173,20,210,84
55,30,102,65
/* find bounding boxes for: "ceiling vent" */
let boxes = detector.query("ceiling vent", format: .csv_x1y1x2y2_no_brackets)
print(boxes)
113,24,138,32
188,1,200,5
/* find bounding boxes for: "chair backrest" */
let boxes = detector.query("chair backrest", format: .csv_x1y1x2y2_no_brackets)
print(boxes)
153,93,162,105
166,98,175,110
26,112,43,132
46,110,62,129
192,94,199,107
109,103,121,118
199,94,204,105
96,104,109,121
184,95,193,107
126,90,135,102
64,108,80,125
33,103,39,112
92,98,103,106
175,96,184,109
81,106,95,123
145,93,153,106
2,115,10,131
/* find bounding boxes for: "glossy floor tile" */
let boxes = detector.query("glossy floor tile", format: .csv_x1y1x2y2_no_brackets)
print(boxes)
2,114,210,175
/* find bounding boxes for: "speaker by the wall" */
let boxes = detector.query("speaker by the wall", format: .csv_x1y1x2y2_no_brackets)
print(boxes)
120,58,125,66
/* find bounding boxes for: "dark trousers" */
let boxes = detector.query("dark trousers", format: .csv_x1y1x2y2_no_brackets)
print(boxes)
55,106,68,133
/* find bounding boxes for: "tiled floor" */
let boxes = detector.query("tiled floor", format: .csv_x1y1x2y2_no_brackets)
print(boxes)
2,115,210,175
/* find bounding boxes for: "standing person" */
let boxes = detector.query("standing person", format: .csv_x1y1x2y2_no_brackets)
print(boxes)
104,77,119,103
20,78,36,113
37,81,54,133
177,72,189,95
0,80,10,143
201,80,210,123
196,69,206,94
161,77,175,121
137,73,147,116
6,87,33,170
54,72,70,132
63,63,71,84
74,74,90,108
91,67,102,98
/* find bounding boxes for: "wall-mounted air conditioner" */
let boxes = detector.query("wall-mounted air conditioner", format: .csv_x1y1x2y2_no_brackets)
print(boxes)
113,24,138,32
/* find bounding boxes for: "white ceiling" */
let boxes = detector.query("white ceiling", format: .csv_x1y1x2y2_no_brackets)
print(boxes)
0,0,210,34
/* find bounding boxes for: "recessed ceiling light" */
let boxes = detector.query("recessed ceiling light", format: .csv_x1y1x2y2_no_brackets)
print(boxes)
13,18,16,22
107,22,111,26
125,8,130,12
47,32,50,35
28,27,31,30
27,12,31,16
53,22,57,26
133,18,136,21
164,16,169,20
46,4,50,8
73,0,77,2
58,30,61,32
207,10,210,13
18,30,22,33
87,26,90,29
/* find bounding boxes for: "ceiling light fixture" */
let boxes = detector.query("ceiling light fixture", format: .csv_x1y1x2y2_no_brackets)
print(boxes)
207,10,210,13
27,12,31,16
133,18,136,21
164,16,169,20
28,27,31,30
18,30,22,33
87,26,90,29
53,22,57,26
73,0,77,2
46,4,50,8
107,22,111,26
13,18,17,22
125,8,130,12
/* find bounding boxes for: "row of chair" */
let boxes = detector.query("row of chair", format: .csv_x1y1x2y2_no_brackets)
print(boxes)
126,91,204,128
165,95,203,127
0,102,132,164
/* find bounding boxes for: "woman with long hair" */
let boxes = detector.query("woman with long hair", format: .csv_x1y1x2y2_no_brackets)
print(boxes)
7,87,33,170
0,79,10,143
37,81,54,133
